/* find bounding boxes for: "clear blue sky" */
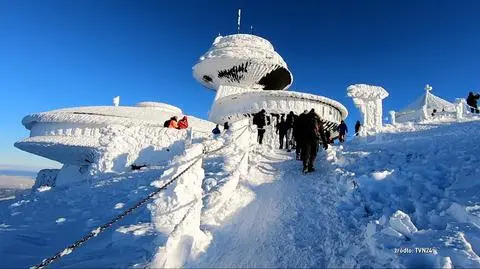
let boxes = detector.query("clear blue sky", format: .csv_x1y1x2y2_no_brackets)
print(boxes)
1,0,479,168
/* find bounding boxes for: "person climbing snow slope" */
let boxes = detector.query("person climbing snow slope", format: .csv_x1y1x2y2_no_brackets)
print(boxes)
294,110,308,160
338,120,348,143
302,109,328,173
276,116,288,149
253,109,267,145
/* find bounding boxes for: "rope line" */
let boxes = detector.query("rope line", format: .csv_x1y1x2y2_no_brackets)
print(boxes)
31,125,252,269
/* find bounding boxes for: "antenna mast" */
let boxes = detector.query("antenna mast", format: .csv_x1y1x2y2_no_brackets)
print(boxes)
237,9,241,33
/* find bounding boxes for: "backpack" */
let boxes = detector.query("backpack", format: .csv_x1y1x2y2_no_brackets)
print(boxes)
163,120,170,127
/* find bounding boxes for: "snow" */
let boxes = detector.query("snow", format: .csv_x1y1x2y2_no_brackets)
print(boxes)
395,86,456,123
197,34,286,66
193,34,292,90
112,96,120,107
135,101,183,114
4,95,480,268
36,186,51,192
209,89,347,125
347,84,389,135
15,105,216,173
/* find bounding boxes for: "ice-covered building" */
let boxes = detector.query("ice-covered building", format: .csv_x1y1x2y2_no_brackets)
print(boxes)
14,33,347,176
193,34,348,131
15,103,215,176
394,84,456,123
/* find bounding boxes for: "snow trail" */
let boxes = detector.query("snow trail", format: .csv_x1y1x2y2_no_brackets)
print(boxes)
189,147,383,268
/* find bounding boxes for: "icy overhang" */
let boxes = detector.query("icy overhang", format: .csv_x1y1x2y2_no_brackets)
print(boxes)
193,34,293,91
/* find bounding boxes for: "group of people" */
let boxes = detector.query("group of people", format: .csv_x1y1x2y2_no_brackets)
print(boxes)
163,116,189,129
467,92,480,114
212,122,229,135
252,109,326,173
253,109,363,174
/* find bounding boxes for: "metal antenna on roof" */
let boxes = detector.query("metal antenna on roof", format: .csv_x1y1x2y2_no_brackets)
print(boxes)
250,25,253,34
237,9,242,33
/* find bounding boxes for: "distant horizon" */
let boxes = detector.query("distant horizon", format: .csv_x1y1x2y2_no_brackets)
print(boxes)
1,0,478,168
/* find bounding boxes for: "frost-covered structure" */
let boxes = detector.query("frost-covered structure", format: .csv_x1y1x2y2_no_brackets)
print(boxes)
347,84,389,135
15,33,348,186
395,84,456,123
193,34,348,132
15,103,215,180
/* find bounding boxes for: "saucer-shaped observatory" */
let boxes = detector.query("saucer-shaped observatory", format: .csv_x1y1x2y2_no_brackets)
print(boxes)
193,34,292,91
193,34,348,131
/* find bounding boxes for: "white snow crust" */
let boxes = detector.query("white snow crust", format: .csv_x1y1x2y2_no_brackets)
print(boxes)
193,34,292,90
209,89,347,124
4,104,480,268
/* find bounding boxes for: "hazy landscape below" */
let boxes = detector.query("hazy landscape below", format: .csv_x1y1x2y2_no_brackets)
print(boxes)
0,165,37,200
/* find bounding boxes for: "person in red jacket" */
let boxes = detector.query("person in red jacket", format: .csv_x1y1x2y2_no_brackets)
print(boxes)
177,116,189,129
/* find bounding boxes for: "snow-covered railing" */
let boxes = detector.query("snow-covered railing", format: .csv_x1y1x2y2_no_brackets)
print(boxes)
202,119,253,225
30,119,254,269
31,143,206,269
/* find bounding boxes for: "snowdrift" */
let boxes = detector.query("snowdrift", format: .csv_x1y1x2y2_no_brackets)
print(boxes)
333,119,480,268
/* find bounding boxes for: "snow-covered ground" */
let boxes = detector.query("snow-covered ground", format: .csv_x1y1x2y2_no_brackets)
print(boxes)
1,117,479,268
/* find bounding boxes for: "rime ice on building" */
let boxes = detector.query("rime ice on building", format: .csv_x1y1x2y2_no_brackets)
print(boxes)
193,34,348,132
395,84,456,123
14,33,348,172
347,84,389,135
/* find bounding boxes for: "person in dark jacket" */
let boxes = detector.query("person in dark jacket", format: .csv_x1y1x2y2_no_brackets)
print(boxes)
302,109,328,173
223,122,229,131
168,116,178,129
276,116,288,149
294,110,308,160
338,120,348,143
253,109,267,144
325,130,333,144
212,125,221,135
285,111,296,151
354,120,361,136
467,92,480,113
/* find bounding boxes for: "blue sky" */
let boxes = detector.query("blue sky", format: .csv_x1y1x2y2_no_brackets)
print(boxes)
0,0,479,168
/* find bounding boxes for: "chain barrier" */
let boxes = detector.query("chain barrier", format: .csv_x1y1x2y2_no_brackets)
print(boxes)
31,124,252,269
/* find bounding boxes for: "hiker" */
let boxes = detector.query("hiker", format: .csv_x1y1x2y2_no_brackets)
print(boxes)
177,116,189,129
276,116,288,149
212,124,221,135
224,122,229,131
294,110,308,160
338,120,348,143
431,109,437,117
325,130,334,144
467,92,480,113
285,111,296,151
253,109,267,144
167,116,178,129
354,120,361,136
163,117,174,127
302,109,328,173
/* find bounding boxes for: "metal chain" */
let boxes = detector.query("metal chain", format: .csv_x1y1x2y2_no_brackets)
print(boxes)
32,125,252,269
31,156,202,269
203,124,249,155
